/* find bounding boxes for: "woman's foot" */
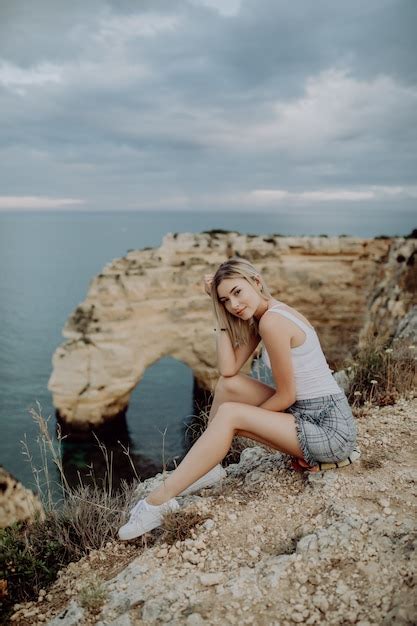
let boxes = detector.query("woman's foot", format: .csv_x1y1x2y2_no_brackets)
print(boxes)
119,497,179,541
291,448,362,473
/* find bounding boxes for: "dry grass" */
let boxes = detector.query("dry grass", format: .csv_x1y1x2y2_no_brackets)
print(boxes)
0,405,143,623
161,508,211,545
345,334,416,408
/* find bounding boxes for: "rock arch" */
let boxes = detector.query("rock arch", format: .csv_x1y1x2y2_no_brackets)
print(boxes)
48,231,393,430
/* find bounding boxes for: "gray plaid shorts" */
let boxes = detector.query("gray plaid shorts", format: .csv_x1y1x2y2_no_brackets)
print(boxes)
287,392,358,466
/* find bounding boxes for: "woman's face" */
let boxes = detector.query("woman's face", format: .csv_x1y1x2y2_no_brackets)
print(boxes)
217,277,265,320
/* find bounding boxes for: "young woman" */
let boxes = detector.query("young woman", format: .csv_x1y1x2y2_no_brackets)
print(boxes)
119,258,359,541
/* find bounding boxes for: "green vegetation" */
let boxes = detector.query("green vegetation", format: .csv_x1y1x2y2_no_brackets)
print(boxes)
79,578,108,613
0,517,70,612
202,229,238,236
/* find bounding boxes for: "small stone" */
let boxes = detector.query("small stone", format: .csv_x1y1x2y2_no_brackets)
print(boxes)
203,519,215,530
183,550,200,564
199,572,224,586
156,548,168,558
336,580,349,595
186,613,206,625
312,595,329,612
379,498,390,507
248,550,258,558
292,611,304,623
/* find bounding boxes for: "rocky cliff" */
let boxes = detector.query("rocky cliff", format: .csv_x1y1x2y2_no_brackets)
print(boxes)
10,396,417,625
48,233,395,430
0,466,44,528
359,237,417,344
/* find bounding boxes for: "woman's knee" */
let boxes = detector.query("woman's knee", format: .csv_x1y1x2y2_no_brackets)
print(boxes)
212,401,237,422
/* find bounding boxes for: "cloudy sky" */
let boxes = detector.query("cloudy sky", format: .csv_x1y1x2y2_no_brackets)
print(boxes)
0,0,416,213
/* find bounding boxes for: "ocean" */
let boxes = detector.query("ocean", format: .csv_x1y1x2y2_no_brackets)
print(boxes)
0,208,415,493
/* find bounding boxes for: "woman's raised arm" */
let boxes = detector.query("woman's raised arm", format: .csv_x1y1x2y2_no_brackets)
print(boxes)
204,272,260,377
215,329,261,377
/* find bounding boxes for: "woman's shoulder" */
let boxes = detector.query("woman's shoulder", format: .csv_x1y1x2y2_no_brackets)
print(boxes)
266,300,314,330
258,303,292,332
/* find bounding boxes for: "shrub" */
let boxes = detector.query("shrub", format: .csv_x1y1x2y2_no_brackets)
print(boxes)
345,334,416,407
0,516,71,619
79,577,107,613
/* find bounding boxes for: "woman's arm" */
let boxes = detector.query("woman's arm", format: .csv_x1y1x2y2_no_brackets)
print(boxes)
215,329,261,377
204,272,261,377
257,314,296,411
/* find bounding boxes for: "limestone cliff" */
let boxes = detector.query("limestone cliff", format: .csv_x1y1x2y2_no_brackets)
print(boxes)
359,236,417,344
0,466,44,528
48,233,393,429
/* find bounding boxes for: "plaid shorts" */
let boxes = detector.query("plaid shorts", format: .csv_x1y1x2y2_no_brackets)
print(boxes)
287,392,358,466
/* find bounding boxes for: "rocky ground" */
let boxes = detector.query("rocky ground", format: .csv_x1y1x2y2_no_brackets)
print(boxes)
9,396,417,626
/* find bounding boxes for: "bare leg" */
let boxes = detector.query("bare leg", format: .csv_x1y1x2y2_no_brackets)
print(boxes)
207,373,276,424
208,374,319,466
146,400,305,505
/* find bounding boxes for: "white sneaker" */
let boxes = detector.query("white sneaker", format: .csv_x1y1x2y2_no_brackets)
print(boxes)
118,497,179,541
179,464,227,497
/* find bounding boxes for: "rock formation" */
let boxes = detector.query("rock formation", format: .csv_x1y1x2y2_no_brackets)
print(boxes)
0,466,44,528
48,233,394,430
359,236,417,345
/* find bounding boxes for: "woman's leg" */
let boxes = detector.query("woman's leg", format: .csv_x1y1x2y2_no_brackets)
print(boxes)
209,374,319,468
146,400,305,505
207,373,276,424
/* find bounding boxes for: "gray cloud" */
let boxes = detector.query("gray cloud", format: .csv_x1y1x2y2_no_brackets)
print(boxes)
0,0,416,211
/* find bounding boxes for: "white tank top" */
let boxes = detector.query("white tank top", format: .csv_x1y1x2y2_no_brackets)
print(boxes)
261,304,342,400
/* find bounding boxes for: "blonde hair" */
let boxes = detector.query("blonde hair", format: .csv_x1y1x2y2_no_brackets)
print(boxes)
211,257,273,347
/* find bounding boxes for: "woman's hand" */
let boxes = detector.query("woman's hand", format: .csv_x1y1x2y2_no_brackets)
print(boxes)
203,273,215,296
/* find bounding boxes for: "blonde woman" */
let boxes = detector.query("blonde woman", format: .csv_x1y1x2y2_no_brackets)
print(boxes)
119,258,358,540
